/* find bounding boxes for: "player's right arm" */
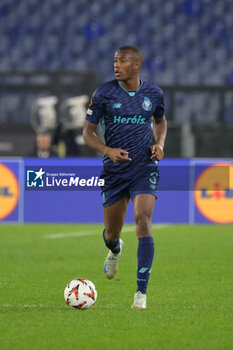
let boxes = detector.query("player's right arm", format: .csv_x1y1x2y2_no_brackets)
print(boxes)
83,89,131,163
83,120,132,163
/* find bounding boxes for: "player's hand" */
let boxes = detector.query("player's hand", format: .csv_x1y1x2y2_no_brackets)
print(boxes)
151,144,164,161
105,148,132,163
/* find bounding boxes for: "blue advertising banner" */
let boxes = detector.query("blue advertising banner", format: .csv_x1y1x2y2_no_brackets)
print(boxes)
23,158,190,223
1,158,232,224
23,158,103,223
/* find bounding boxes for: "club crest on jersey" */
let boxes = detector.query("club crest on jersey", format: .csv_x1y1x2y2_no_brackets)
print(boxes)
142,97,152,111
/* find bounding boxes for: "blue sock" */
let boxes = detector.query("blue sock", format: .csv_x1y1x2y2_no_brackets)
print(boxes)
103,229,121,254
137,236,154,294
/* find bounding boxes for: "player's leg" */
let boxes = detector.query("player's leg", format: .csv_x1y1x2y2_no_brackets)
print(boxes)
132,193,156,308
133,193,155,238
104,196,129,242
103,197,129,279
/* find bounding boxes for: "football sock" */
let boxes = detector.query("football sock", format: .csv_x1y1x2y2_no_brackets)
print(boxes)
103,229,121,254
137,236,154,294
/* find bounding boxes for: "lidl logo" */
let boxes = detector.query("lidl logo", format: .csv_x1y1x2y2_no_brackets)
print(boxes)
194,163,233,224
27,168,45,187
0,163,19,220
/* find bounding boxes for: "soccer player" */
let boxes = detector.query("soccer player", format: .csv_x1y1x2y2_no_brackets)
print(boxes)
83,46,167,309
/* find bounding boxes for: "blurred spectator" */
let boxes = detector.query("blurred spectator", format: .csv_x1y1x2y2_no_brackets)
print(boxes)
35,133,57,158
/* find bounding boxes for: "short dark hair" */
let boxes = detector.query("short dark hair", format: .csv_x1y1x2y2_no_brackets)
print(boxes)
117,46,143,62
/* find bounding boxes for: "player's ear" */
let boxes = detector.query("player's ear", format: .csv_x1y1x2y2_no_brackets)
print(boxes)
134,58,142,71
133,61,138,71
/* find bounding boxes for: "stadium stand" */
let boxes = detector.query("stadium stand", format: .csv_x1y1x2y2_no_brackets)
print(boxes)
0,0,232,157
0,0,232,84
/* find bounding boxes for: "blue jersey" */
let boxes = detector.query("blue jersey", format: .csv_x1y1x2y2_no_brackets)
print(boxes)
86,79,165,172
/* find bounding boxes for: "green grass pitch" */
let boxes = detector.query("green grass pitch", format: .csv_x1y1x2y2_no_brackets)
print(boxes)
0,224,232,350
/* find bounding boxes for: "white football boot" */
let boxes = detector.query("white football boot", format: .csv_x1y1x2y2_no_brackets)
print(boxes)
131,291,147,309
104,239,124,279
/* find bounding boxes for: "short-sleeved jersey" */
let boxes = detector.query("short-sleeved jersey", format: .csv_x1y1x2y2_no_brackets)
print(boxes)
86,79,164,172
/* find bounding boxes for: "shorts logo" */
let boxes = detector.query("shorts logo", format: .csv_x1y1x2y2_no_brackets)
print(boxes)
113,103,121,108
87,108,93,115
150,171,157,189
0,163,19,220
102,192,106,204
27,168,45,187
142,97,152,111
194,163,233,224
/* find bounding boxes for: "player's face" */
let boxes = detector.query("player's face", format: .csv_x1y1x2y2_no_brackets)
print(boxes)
114,50,140,81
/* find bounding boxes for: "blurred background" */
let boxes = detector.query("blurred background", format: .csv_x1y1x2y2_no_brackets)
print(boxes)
0,0,233,159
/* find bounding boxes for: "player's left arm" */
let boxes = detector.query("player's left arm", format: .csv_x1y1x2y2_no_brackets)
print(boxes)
151,115,167,161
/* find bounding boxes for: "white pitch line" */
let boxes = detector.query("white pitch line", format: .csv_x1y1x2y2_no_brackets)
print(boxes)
44,224,169,240
1,303,47,308
123,224,169,232
45,230,97,239
152,224,170,229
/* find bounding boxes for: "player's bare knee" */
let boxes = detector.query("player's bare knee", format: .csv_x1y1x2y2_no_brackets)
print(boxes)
134,212,152,235
104,228,121,241
134,210,151,224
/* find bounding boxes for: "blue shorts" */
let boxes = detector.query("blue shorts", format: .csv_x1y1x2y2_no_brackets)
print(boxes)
100,163,160,207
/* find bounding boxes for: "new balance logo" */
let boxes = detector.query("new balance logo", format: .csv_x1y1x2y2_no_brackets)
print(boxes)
113,103,121,108
138,267,151,273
